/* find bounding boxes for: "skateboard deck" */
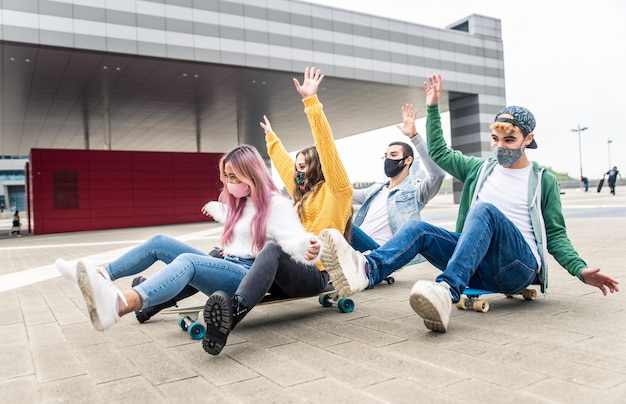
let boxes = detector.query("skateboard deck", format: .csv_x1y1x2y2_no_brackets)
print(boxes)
597,178,605,192
455,287,538,312
162,287,355,339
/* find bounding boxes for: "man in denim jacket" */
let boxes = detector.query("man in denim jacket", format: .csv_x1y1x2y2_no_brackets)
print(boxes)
351,103,445,266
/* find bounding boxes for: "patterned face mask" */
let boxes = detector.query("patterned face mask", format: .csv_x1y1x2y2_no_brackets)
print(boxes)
492,146,523,167
295,170,306,190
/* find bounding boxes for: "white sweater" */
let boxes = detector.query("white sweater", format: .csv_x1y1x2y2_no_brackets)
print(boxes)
204,194,320,265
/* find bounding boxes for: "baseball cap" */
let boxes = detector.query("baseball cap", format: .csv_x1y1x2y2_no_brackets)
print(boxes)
494,105,537,149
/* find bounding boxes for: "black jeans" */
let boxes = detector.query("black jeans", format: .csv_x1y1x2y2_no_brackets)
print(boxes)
234,242,329,308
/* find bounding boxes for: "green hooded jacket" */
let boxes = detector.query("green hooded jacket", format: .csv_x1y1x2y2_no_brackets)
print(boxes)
426,104,587,291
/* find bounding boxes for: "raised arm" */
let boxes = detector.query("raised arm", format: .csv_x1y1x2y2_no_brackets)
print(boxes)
262,115,297,199
294,67,352,195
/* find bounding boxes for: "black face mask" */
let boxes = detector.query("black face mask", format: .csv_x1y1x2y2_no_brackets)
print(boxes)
384,157,407,178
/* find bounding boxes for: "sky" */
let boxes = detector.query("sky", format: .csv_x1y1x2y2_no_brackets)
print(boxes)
284,0,626,184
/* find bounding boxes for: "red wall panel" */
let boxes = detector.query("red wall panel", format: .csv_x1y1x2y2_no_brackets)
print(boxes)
28,149,222,235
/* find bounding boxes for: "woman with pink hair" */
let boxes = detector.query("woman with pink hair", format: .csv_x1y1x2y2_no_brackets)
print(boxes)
55,144,321,332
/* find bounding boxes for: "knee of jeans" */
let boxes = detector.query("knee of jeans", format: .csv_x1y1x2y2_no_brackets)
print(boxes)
148,234,170,246
261,242,282,255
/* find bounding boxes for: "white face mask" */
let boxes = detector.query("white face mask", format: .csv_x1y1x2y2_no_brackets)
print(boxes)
226,182,250,198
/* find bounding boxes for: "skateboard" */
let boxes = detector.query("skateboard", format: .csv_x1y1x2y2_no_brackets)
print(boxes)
162,288,355,340
455,287,538,313
597,178,604,192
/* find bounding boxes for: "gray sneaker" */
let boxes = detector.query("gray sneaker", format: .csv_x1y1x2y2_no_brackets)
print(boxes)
409,280,452,332
319,228,369,297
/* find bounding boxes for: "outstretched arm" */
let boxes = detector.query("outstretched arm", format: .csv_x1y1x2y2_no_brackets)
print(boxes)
581,268,619,295
262,115,296,199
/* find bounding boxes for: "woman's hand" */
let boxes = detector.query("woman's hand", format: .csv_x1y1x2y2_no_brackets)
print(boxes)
259,115,273,134
293,66,324,99
304,238,321,261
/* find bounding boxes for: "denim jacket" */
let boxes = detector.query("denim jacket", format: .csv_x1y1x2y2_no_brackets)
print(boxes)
353,135,445,264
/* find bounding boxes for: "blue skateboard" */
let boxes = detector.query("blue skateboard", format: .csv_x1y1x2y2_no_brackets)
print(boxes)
455,287,538,312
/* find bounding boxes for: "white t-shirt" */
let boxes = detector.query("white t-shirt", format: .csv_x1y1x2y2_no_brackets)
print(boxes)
359,187,394,245
476,164,541,267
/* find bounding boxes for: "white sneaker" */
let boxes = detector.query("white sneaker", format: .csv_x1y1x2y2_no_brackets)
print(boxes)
77,260,127,331
319,228,369,297
56,258,109,291
409,280,453,333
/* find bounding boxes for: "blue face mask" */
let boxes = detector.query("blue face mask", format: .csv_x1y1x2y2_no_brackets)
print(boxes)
492,146,523,167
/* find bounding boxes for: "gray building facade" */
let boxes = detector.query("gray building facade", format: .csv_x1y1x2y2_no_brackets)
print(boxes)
1,0,506,200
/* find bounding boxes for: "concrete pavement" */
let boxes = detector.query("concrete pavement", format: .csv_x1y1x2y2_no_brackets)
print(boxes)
1,186,625,403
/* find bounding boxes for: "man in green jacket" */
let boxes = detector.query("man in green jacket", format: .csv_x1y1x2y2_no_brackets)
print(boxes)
319,74,619,333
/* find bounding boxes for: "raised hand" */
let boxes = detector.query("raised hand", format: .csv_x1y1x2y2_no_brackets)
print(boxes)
581,267,620,295
396,103,419,138
259,115,273,135
293,66,324,99
424,74,442,106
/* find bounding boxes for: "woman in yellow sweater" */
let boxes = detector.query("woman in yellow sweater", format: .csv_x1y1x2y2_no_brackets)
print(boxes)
203,67,354,355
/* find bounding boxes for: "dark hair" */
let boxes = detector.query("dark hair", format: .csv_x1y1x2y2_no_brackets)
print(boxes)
388,141,414,166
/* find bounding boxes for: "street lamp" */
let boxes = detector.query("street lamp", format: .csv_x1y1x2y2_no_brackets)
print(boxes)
571,124,588,179
608,139,613,168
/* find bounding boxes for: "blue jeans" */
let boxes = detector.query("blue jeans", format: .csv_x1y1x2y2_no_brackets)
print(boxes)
234,243,329,308
364,202,539,302
351,225,380,252
105,234,250,309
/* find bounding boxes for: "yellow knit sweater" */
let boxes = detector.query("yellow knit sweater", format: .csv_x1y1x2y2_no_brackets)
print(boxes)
266,94,353,237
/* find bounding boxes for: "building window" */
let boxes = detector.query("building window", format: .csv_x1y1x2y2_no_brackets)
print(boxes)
53,171,79,209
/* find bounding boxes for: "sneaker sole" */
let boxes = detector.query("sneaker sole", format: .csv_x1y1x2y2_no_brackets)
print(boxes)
202,292,232,355
319,231,357,297
77,263,104,332
409,293,447,333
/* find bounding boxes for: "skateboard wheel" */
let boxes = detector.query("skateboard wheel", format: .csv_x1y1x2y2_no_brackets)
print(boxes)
318,294,333,307
337,297,354,313
385,276,395,285
455,297,469,310
522,289,537,301
187,322,206,340
472,300,489,312
179,317,188,331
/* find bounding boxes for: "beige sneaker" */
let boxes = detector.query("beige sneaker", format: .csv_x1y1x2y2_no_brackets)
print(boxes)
319,228,369,297
409,280,452,332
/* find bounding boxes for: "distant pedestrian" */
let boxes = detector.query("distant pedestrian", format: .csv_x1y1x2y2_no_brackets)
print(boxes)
580,176,589,192
9,210,21,237
0,203,4,213
604,166,622,195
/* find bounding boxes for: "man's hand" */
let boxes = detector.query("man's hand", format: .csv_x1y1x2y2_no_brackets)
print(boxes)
396,103,419,138
293,66,324,99
424,74,442,106
581,267,620,295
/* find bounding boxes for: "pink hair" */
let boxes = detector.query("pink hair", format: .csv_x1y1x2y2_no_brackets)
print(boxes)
218,145,279,253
